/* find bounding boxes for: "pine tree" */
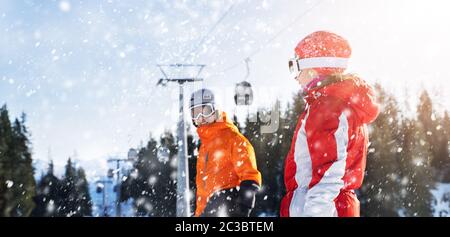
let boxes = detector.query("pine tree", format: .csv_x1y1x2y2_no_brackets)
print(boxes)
33,158,93,217
437,111,450,182
31,160,61,217
10,115,36,216
133,138,157,216
121,136,162,216
430,110,450,182
157,131,177,216
76,168,93,216
0,106,36,216
359,84,403,216
0,105,11,216
398,118,434,216
59,158,77,216
416,91,440,176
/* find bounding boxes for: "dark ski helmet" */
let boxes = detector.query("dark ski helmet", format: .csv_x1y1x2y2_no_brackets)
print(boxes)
189,88,215,109
189,89,216,127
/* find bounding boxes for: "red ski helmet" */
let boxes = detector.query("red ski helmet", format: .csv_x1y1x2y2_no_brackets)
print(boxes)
294,31,351,76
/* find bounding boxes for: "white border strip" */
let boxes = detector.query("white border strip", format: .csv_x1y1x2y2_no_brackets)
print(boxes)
298,57,349,69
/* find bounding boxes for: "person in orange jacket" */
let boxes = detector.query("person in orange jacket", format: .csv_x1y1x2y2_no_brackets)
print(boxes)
189,88,262,217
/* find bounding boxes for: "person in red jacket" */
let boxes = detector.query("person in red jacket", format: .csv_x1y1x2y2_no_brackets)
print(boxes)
280,31,380,217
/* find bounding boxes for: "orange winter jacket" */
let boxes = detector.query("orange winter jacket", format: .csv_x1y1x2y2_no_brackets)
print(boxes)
194,112,262,217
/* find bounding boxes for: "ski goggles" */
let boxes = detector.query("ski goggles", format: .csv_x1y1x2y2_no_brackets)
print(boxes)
190,103,215,120
288,58,302,76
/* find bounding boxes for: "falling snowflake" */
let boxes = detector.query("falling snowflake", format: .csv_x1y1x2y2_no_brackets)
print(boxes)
5,180,14,188
148,175,157,185
59,1,71,12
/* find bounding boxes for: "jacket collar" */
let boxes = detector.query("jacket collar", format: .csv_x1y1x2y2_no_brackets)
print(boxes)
196,112,237,141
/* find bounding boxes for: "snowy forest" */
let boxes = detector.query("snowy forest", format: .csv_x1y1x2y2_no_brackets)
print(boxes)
1,84,449,217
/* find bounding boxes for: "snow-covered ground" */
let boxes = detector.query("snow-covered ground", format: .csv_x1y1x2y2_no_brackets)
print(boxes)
431,182,450,217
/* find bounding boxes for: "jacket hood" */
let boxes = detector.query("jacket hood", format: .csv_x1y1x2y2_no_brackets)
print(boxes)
305,74,380,124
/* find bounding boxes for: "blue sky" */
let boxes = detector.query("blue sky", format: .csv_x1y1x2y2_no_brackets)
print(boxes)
1,0,449,179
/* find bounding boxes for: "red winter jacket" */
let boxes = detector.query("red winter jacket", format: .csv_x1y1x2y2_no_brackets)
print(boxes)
280,74,379,217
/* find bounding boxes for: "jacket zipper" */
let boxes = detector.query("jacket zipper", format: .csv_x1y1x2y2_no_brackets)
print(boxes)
203,152,209,190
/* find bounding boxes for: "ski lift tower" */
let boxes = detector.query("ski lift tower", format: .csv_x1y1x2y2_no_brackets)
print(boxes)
156,64,205,217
